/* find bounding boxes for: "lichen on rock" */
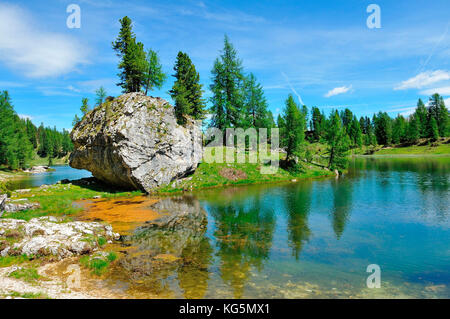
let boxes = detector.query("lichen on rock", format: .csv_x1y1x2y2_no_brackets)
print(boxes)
69,92,203,193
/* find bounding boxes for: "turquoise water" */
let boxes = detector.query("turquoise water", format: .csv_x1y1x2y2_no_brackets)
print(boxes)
7,165,91,190
116,157,450,298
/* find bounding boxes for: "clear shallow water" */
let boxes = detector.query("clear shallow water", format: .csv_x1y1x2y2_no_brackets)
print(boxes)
112,157,450,299
7,165,91,190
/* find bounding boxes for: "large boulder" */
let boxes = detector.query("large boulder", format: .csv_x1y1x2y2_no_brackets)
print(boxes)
69,93,203,193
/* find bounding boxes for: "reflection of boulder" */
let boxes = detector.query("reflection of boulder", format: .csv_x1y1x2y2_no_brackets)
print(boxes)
118,197,211,296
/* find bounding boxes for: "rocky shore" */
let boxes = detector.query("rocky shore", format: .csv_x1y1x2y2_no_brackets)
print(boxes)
0,216,119,259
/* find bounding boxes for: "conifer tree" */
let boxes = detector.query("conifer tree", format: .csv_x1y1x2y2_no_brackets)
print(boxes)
282,95,305,162
406,116,420,144
414,99,428,138
392,115,407,144
311,107,326,141
430,117,439,141
325,111,350,171
170,52,205,125
209,35,244,131
241,73,269,129
95,87,107,106
144,49,166,95
80,98,90,115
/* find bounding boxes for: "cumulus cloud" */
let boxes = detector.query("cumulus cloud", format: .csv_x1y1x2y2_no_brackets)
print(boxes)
324,85,352,98
444,98,450,107
420,86,450,95
394,70,450,90
0,3,88,78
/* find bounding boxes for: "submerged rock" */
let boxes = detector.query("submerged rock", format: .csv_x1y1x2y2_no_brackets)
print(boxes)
69,92,203,193
118,197,208,286
0,217,119,259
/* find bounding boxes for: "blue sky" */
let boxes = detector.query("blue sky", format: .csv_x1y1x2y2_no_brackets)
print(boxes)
0,0,449,130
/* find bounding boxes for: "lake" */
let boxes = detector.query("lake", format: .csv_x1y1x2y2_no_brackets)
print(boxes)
7,165,92,190
105,156,450,298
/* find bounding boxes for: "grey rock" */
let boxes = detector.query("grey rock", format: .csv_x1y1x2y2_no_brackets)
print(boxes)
24,166,50,174
69,93,203,193
4,201,40,213
0,194,7,217
0,217,119,259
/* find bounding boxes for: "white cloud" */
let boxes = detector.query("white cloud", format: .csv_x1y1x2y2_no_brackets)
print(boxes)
18,114,32,120
421,86,450,95
324,85,352,98
394,70,450,90
67,85,81,93
444,98,450,107
0,3,88,78
0,81,26,88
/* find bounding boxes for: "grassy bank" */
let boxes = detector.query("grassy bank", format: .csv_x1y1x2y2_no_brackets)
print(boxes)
156,147,334,194
1,181,142,221
28,153,69,166
370,142,450,155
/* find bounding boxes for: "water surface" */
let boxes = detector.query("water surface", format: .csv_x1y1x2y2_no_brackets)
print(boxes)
8,165,91,190
104,157,450,298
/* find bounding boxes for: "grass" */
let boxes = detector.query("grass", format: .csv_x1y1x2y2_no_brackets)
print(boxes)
0,255,34,268
1,181,143,221
9,267,40,283
372,142,450,155
156,147,334,194
80,252,117,276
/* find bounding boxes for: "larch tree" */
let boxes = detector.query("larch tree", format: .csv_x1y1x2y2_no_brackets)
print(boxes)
325,111,350,171
170,51,205,125
241,73,269,129
144,49,166,95
95,87,107,106
414,99,428,138
80,98,90,115
209,35,245,131
282,95,305,164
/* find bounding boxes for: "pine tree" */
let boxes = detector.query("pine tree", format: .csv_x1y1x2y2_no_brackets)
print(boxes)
392,115,407,144
144,49,166,95
112,16,136,93
95,87,107,106
325,111,350,171
414,99,428,138
311,107,326,141
80,98,90,115
428,93,448,137
430,117,439,141
406,116,420,144
0,91,33,169
348,116,363,148
72,114,80,127
170,52,205,125
282,95,305,163
209,35,244,131
241,73,269,129
121,40,148,92
373,112,392,145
